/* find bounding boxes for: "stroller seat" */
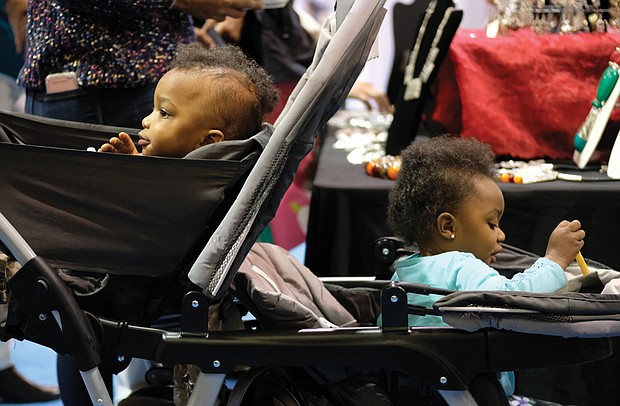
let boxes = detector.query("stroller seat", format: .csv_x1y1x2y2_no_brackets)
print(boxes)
0,122,271,277
233,241,620,404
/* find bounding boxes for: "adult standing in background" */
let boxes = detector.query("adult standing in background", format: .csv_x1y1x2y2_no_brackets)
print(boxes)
18,0,264,129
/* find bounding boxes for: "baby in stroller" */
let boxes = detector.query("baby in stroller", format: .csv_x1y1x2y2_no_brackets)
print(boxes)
98,42,278,158
386,135,585,399
0,42,280,406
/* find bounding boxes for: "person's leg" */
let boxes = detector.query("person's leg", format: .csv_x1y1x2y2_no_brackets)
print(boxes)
0,341,60,402
1,254,60,402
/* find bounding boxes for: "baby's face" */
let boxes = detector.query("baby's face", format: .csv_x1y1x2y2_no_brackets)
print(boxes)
451,176,506,264
139,69,220,157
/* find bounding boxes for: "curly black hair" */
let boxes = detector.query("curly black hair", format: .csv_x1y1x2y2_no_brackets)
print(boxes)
171,43,279,139
387,135,496,246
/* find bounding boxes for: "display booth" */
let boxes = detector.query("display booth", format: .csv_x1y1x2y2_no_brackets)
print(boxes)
431,28,620,160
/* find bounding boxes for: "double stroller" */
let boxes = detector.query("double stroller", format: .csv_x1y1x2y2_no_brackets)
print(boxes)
2,1,620,405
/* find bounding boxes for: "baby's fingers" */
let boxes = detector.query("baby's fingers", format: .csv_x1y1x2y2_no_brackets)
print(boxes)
117,132,133,146
99,136,124,152
565,220,585,242
567,219,582,232
110,136,124,146
576,229,586,240
98,143,115,153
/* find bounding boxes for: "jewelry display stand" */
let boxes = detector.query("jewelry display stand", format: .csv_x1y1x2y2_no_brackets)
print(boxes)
385,0,463,156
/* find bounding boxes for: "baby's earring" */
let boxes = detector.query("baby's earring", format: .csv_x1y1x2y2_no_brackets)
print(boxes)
450,234,455,240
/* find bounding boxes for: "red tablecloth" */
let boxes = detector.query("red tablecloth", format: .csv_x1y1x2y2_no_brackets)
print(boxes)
432,29,620,160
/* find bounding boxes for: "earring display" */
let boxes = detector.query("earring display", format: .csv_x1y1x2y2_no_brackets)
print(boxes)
490,0,614,35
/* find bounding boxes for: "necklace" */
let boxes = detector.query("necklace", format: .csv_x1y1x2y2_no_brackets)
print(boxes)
403,2,454,101
403,0,436,101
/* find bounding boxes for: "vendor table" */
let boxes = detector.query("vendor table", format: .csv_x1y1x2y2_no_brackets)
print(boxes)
305,134,620,277
431,29,620,160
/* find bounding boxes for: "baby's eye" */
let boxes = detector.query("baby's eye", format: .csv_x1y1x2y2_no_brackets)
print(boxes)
488,223,498,230
158,109,170,118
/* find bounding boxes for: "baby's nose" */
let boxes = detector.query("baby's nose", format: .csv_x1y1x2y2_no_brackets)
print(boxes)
497,227,506,242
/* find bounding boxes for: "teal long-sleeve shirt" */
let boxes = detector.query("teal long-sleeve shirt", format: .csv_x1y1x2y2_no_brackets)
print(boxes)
392,251,567,327
389,251,567,397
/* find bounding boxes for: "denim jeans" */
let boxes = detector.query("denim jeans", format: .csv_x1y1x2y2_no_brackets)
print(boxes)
25,83,158,129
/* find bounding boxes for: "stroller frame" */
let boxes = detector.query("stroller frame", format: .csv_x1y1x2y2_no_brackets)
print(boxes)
1,1,619,405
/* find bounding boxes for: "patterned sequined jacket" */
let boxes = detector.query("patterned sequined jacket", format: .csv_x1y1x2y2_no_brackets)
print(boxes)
18,0,195,90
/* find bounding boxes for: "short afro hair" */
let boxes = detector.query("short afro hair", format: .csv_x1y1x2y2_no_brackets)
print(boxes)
387,135,496,246
171,43,279,139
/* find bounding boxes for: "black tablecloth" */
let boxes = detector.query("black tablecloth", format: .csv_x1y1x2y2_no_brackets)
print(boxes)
306,135,620,276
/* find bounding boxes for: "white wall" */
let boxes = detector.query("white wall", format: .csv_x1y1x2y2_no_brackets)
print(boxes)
455,0,495,29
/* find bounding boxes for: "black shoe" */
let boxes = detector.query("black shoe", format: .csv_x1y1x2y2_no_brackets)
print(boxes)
0,366,60,403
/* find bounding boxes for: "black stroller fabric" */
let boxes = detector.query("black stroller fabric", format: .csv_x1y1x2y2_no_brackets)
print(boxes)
436,290,620,338
0,109,139,149
0,129,267,277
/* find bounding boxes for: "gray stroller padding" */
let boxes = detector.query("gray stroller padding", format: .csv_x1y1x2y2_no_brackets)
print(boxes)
435,290,620,338
235,242,357,330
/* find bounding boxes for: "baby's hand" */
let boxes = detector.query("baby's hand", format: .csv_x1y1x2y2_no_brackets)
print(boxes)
98,132,139,155
544,220,585,269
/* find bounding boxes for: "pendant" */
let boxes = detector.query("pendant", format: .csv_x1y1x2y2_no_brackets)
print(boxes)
404,78,422,101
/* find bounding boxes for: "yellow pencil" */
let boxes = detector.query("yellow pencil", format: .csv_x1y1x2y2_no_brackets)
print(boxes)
576,251,589,276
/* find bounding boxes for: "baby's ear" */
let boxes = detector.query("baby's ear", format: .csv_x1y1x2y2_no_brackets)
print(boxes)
202,129,225,145
436,212,456,239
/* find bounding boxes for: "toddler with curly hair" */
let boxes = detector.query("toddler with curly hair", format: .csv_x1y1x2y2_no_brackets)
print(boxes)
387,135,586,396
